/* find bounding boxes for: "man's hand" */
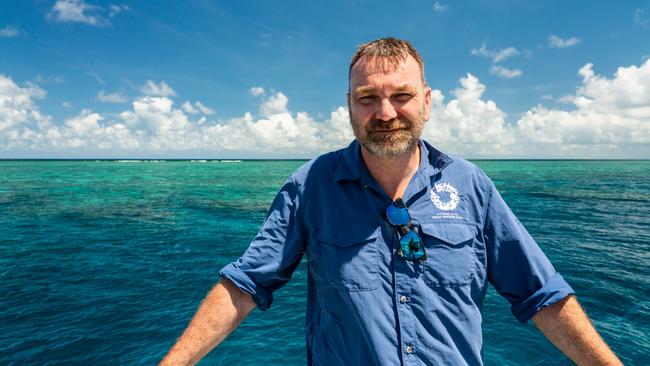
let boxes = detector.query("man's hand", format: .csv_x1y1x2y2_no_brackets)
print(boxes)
532,295,622,365
159,278,256,366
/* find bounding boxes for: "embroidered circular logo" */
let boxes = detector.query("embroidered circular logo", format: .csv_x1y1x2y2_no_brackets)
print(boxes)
430,182,460,211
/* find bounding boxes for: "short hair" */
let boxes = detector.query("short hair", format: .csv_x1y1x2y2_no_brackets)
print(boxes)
349,37,426,86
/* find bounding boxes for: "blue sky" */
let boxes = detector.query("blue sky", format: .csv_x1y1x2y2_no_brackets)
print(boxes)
1,0,649,158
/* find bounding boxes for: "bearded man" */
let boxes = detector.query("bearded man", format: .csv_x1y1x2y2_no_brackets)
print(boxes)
161,38,621,365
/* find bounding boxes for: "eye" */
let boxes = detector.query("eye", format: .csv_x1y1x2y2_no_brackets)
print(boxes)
357,96,376,105
393,93,413,103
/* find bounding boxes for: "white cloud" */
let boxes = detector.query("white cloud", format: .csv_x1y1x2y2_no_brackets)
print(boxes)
48,0,130,26
181,101,198,114
87,71,105,85
139,80,177,97
97,90,128,103
195,101,215,115
635,8,649,28
0,74,49,133
108,4,131,17
549,35,582,49
433,2,447,12
0,26,19,37
470,43,491,59
34,75,65,84
556,94,575,104
182,101,215,115
541,94,553,101
427,61,650,156
423,74,515,156
2,62,649,158
470,42,520,63
62,101,72,108
260,92,288,117
576,61,650,111
48,0,106,26
249,86,265,96
490,65,523,79
130,96,190,136
493,48,519,63
516,61,650,148
65,109,103,136
0,76,354,156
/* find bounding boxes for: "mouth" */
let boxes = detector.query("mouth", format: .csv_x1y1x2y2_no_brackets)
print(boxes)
370,127,407,133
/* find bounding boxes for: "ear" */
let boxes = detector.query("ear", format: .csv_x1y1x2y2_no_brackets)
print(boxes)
423,86,432,120
347,92,351,113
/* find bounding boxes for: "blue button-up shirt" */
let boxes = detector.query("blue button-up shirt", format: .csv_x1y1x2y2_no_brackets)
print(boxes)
220,140,574,365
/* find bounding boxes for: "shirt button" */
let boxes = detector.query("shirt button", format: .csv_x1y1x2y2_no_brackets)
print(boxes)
405,346,414,354
399,295,408,303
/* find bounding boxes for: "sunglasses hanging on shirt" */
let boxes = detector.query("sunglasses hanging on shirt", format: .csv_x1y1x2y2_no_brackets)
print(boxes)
385,198,427,262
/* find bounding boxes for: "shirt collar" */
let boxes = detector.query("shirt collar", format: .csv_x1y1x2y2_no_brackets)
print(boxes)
334,139,453,183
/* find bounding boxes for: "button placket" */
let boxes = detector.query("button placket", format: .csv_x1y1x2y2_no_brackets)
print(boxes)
394,257,418,364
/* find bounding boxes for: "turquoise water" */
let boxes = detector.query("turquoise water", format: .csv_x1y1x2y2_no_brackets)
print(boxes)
1,160,648,365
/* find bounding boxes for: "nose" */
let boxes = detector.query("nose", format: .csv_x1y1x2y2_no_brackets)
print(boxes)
375,99,398,121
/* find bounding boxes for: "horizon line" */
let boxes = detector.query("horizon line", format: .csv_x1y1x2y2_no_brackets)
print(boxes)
1,158,649,162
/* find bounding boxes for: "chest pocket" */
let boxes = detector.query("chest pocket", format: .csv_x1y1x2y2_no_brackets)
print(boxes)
316,227,380,292
420,222,478,288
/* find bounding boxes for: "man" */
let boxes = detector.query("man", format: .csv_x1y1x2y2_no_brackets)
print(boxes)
161,38,621,365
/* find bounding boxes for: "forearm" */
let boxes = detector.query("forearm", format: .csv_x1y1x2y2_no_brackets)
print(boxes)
159,278,257,366
532,295,622,366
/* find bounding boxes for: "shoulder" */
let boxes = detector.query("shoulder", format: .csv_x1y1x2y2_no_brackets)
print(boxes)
449,154,495,193
287,147,346,187
422,141,495,204
446,154,490,181
423,140,492,184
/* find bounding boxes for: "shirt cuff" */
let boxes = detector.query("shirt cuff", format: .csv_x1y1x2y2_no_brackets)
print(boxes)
219,263,273,311
511,273,575,323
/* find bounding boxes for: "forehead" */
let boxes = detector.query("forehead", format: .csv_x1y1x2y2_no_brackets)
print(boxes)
350,54,423,90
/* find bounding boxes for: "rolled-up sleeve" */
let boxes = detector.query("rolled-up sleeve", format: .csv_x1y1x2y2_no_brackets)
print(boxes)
219,176,306,311
483,180,574,323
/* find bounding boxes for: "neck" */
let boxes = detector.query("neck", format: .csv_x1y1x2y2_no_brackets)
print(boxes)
361,142,421,201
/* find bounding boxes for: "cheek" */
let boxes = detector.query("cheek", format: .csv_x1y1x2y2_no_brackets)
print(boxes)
400,102,425,119
351,117,368,135
353,103,373,116
350,106,372,125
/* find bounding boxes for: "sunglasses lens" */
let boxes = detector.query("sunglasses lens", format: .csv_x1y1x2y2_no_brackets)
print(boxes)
386,199,426,262
386,202,411,226
399,230,425,261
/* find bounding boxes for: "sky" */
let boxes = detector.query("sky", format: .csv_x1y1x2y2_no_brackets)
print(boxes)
1,0,649,159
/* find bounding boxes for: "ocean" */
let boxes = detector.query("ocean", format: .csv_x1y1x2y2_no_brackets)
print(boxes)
1,159,648,365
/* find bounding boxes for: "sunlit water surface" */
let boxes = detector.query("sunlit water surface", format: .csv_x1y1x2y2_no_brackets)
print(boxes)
1,159,648,365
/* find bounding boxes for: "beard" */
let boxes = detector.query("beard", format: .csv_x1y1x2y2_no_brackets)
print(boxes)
350,109,426,158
